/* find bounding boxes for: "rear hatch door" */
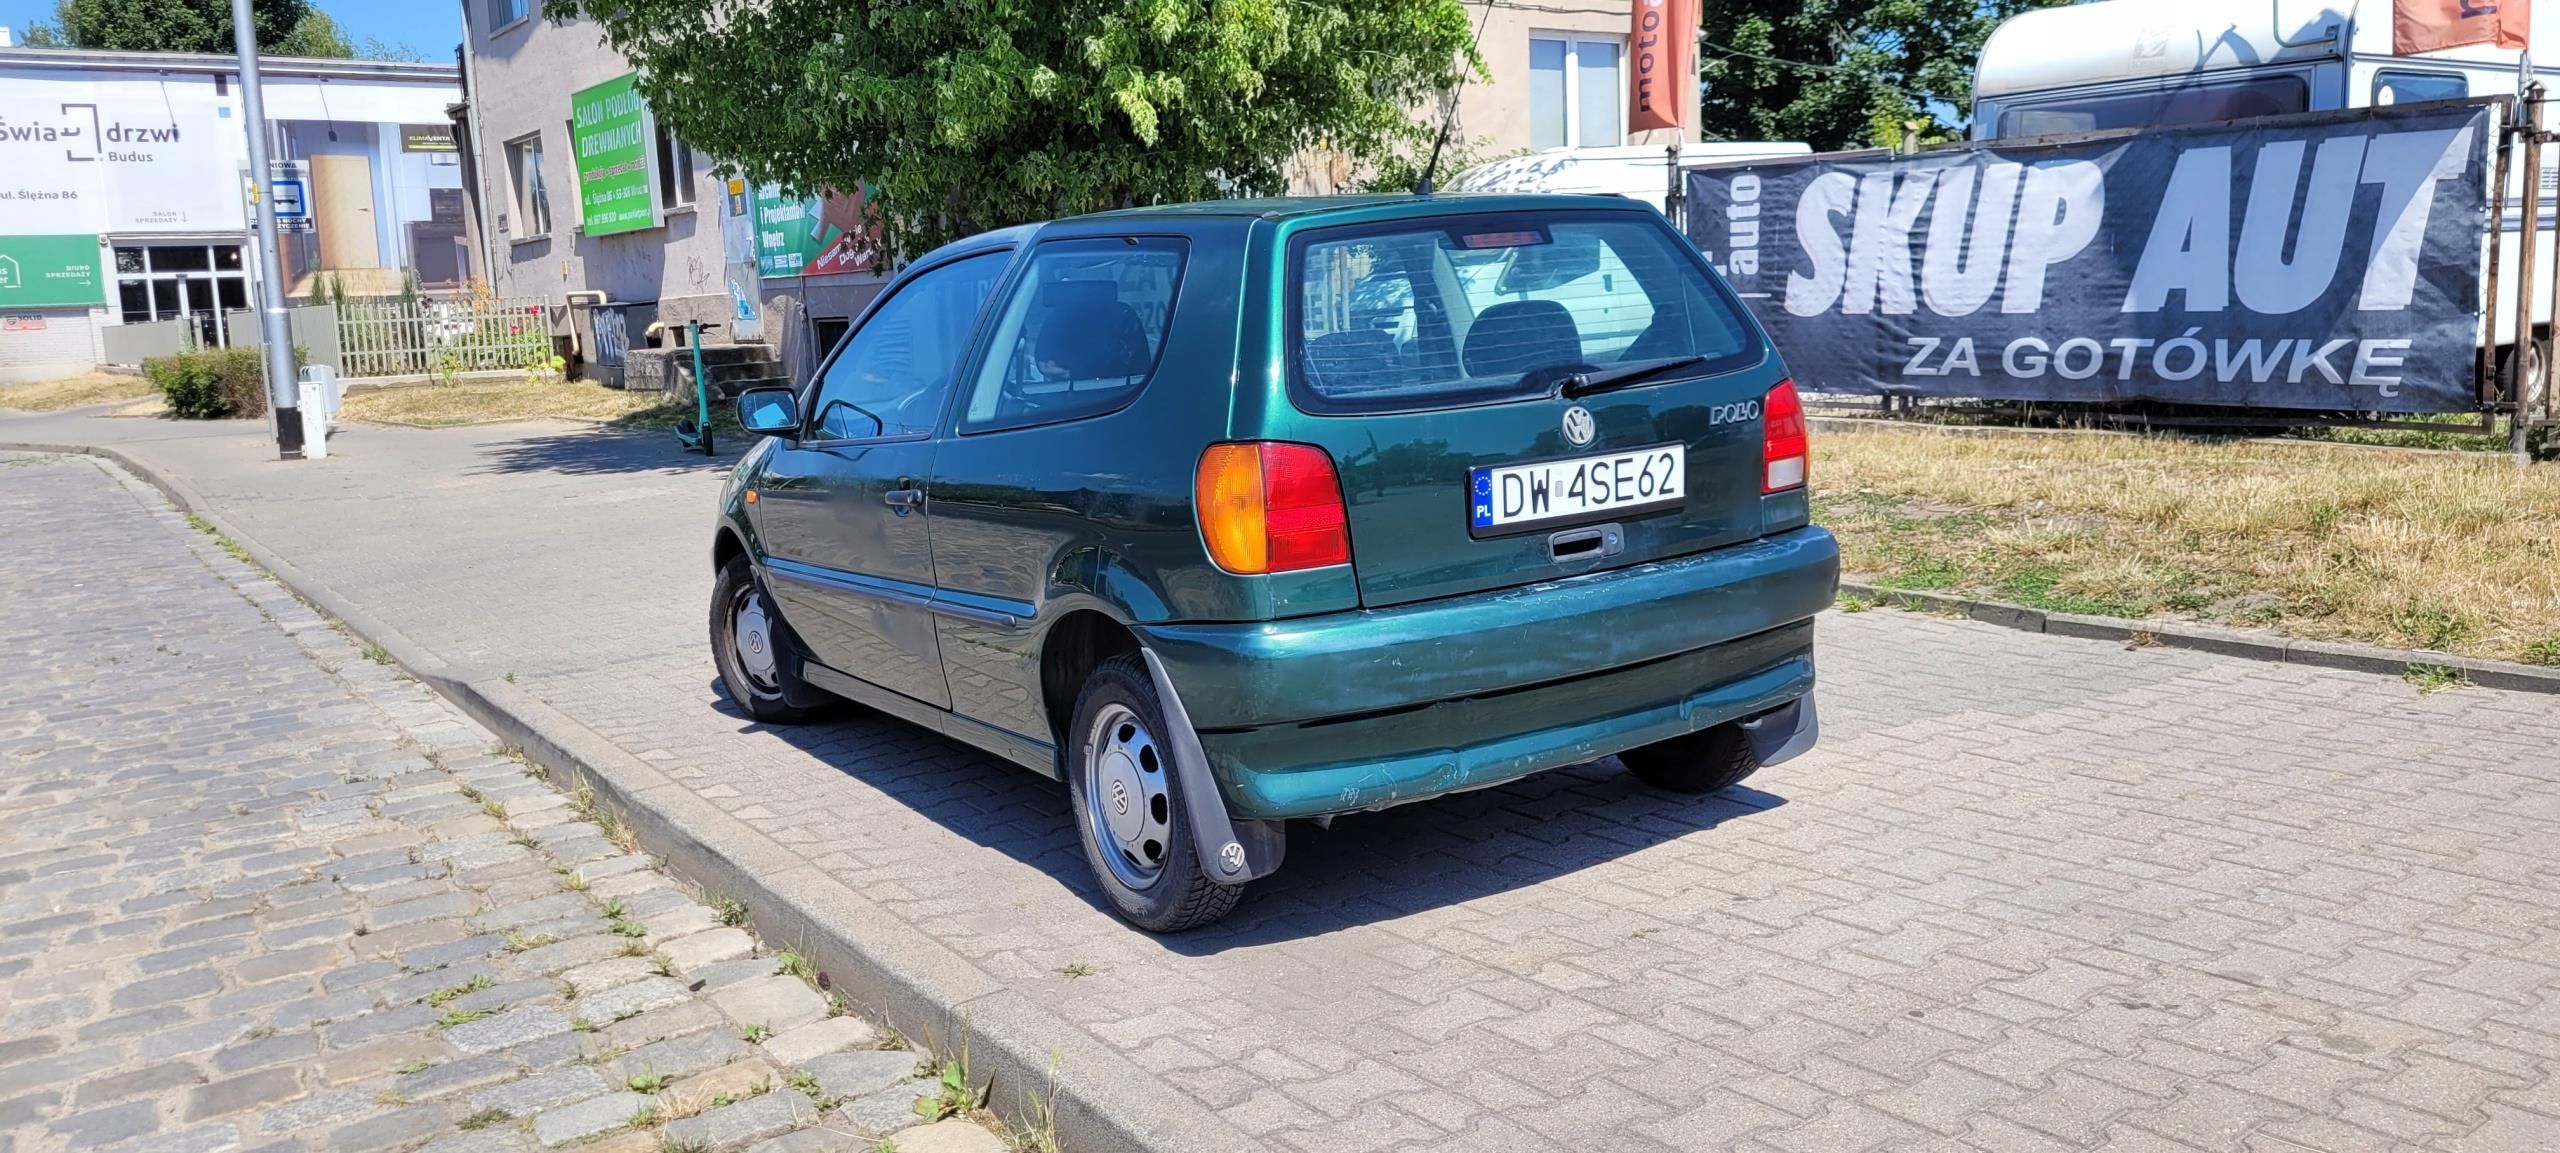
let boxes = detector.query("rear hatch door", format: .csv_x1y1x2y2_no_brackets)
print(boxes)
1283,209,1788,609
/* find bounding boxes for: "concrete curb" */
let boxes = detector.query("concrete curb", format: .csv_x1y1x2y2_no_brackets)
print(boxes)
1838,580,2560,694
2,438,1264,1153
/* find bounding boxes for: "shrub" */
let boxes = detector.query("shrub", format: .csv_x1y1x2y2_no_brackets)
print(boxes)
142,348,298,420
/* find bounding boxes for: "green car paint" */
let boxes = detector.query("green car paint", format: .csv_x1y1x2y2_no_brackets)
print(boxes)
714,193,1838,903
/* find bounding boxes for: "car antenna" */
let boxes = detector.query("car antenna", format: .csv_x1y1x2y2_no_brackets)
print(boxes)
1414,1,1495,198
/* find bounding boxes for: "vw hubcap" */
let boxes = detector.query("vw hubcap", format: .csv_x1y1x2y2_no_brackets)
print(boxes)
1084,703,1171,889
732,588,780,693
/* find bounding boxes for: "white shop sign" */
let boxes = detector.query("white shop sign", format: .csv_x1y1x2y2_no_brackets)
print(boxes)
0,69,247,233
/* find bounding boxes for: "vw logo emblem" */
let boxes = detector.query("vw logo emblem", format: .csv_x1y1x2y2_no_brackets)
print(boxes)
1109,779,1129,815
1561,405,1597,447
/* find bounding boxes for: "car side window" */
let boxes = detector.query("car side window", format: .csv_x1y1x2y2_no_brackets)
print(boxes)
807,251,1011,441
959,238,1187,432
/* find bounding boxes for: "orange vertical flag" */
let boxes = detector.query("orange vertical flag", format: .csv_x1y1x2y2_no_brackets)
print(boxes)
1629,0,1698,134
2395,0,2531,55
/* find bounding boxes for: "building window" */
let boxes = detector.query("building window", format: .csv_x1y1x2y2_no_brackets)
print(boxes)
656,121,696,210
1529,35,1626,151
484,0,528,31
114,244,251,348
507,133,552,237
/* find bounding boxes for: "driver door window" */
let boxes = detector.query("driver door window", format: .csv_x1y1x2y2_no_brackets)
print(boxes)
807,251,1011,441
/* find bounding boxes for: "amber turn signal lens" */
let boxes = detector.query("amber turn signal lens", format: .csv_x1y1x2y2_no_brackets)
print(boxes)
1194,442,1351,575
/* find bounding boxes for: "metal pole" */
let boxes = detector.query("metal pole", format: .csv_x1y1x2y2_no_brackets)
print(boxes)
690,321,714,457
2516,90,2546,463
230,0,302,460
1664,139,1683,231
2480,96,2514,408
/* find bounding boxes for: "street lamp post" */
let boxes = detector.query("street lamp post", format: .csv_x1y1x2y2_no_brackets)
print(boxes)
230,0,303,459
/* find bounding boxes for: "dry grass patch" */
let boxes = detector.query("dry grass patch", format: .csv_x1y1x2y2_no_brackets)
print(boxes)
1815,426,2560,664
338,376,664,428
0,372,155,412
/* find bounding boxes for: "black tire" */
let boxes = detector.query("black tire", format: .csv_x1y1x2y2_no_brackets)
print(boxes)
710,555,822,724
2502,336,2549,410
1065,655,1243,932
1619,721,1760,794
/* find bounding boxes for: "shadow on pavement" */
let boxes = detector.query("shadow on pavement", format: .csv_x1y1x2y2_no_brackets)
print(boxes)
711,679,1787,950
472,426,749,476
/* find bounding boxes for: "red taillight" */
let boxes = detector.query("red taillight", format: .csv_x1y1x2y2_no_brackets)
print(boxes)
1195,442,1351,574
1762,380,1808,493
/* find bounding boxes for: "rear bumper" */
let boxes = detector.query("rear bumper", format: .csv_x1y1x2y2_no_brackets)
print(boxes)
1137,526,1838,728
1134,526,1838,819
1201,632,1814,819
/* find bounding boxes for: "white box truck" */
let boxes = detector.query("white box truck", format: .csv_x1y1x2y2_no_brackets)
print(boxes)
1972,0,2560,391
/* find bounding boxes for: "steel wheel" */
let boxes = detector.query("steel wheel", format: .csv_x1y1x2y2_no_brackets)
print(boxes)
1081,702,1172,891
728,583,783,699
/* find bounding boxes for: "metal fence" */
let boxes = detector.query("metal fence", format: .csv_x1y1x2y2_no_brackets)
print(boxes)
332,296,554,378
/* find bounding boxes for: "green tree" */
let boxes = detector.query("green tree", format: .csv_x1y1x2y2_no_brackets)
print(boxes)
21,0,356,56
552,0,1481,263
269,6,350,56
1698,0,2076,151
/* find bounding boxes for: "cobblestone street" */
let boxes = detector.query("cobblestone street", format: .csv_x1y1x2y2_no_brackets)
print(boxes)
5,417,2560,1152
0,452,1003,1153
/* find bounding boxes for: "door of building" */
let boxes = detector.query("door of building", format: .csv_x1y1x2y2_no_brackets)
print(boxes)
311,155,381,269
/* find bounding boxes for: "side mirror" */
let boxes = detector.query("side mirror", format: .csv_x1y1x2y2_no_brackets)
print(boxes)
736,386,800,437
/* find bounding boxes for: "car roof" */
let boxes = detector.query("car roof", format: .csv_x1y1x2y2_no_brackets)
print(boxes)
1061,193,1659,225
909,222,1041,266
915,193,1668,266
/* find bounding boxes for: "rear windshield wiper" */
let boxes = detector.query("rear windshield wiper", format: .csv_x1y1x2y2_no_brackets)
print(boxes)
1558,355,1710,400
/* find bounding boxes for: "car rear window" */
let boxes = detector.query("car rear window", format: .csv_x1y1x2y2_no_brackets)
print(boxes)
1292,212,1764,413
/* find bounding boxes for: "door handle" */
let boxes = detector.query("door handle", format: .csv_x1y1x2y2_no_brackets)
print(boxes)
882,488,924,509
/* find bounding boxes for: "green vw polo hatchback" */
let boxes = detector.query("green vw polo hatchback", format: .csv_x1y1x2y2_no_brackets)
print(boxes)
710,194,1838,932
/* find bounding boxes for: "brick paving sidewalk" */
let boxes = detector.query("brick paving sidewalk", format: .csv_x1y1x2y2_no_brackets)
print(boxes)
7,416,2560,1152
0,452,1011,1153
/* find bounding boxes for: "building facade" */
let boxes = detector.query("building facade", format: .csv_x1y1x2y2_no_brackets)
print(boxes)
454,0,886,371
0,48,463,382
1292,0,1689,194
447,0,1681,372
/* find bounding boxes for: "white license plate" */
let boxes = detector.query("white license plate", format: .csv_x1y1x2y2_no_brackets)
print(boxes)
1470,445,1684,531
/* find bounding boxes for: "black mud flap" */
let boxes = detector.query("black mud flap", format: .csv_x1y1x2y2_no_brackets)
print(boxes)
756,570,835,711
1140,649,1286,884
1739,697,1819,769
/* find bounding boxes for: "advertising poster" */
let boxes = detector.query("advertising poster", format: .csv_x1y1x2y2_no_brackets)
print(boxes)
751,184,874,278
0,73,244,234
0,234,105,307
1685,101,2492,414
570,74,656,236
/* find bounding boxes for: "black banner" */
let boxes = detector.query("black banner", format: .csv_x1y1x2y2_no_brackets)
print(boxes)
1685,101,2495,413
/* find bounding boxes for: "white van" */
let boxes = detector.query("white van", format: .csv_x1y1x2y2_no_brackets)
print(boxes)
1447,143,1812,217
1973,0,2557,372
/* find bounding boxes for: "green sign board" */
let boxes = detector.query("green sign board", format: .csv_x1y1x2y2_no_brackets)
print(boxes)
570,74,655,236
751,185,873,279
0,234,104,308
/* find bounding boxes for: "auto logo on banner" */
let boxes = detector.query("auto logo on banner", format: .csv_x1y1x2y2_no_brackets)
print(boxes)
1683,101,2494,414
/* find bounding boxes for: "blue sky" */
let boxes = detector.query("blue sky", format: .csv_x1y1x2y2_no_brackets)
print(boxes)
1,1,464,60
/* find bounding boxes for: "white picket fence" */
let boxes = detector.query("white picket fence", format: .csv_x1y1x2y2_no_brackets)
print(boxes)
333,297,553,378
